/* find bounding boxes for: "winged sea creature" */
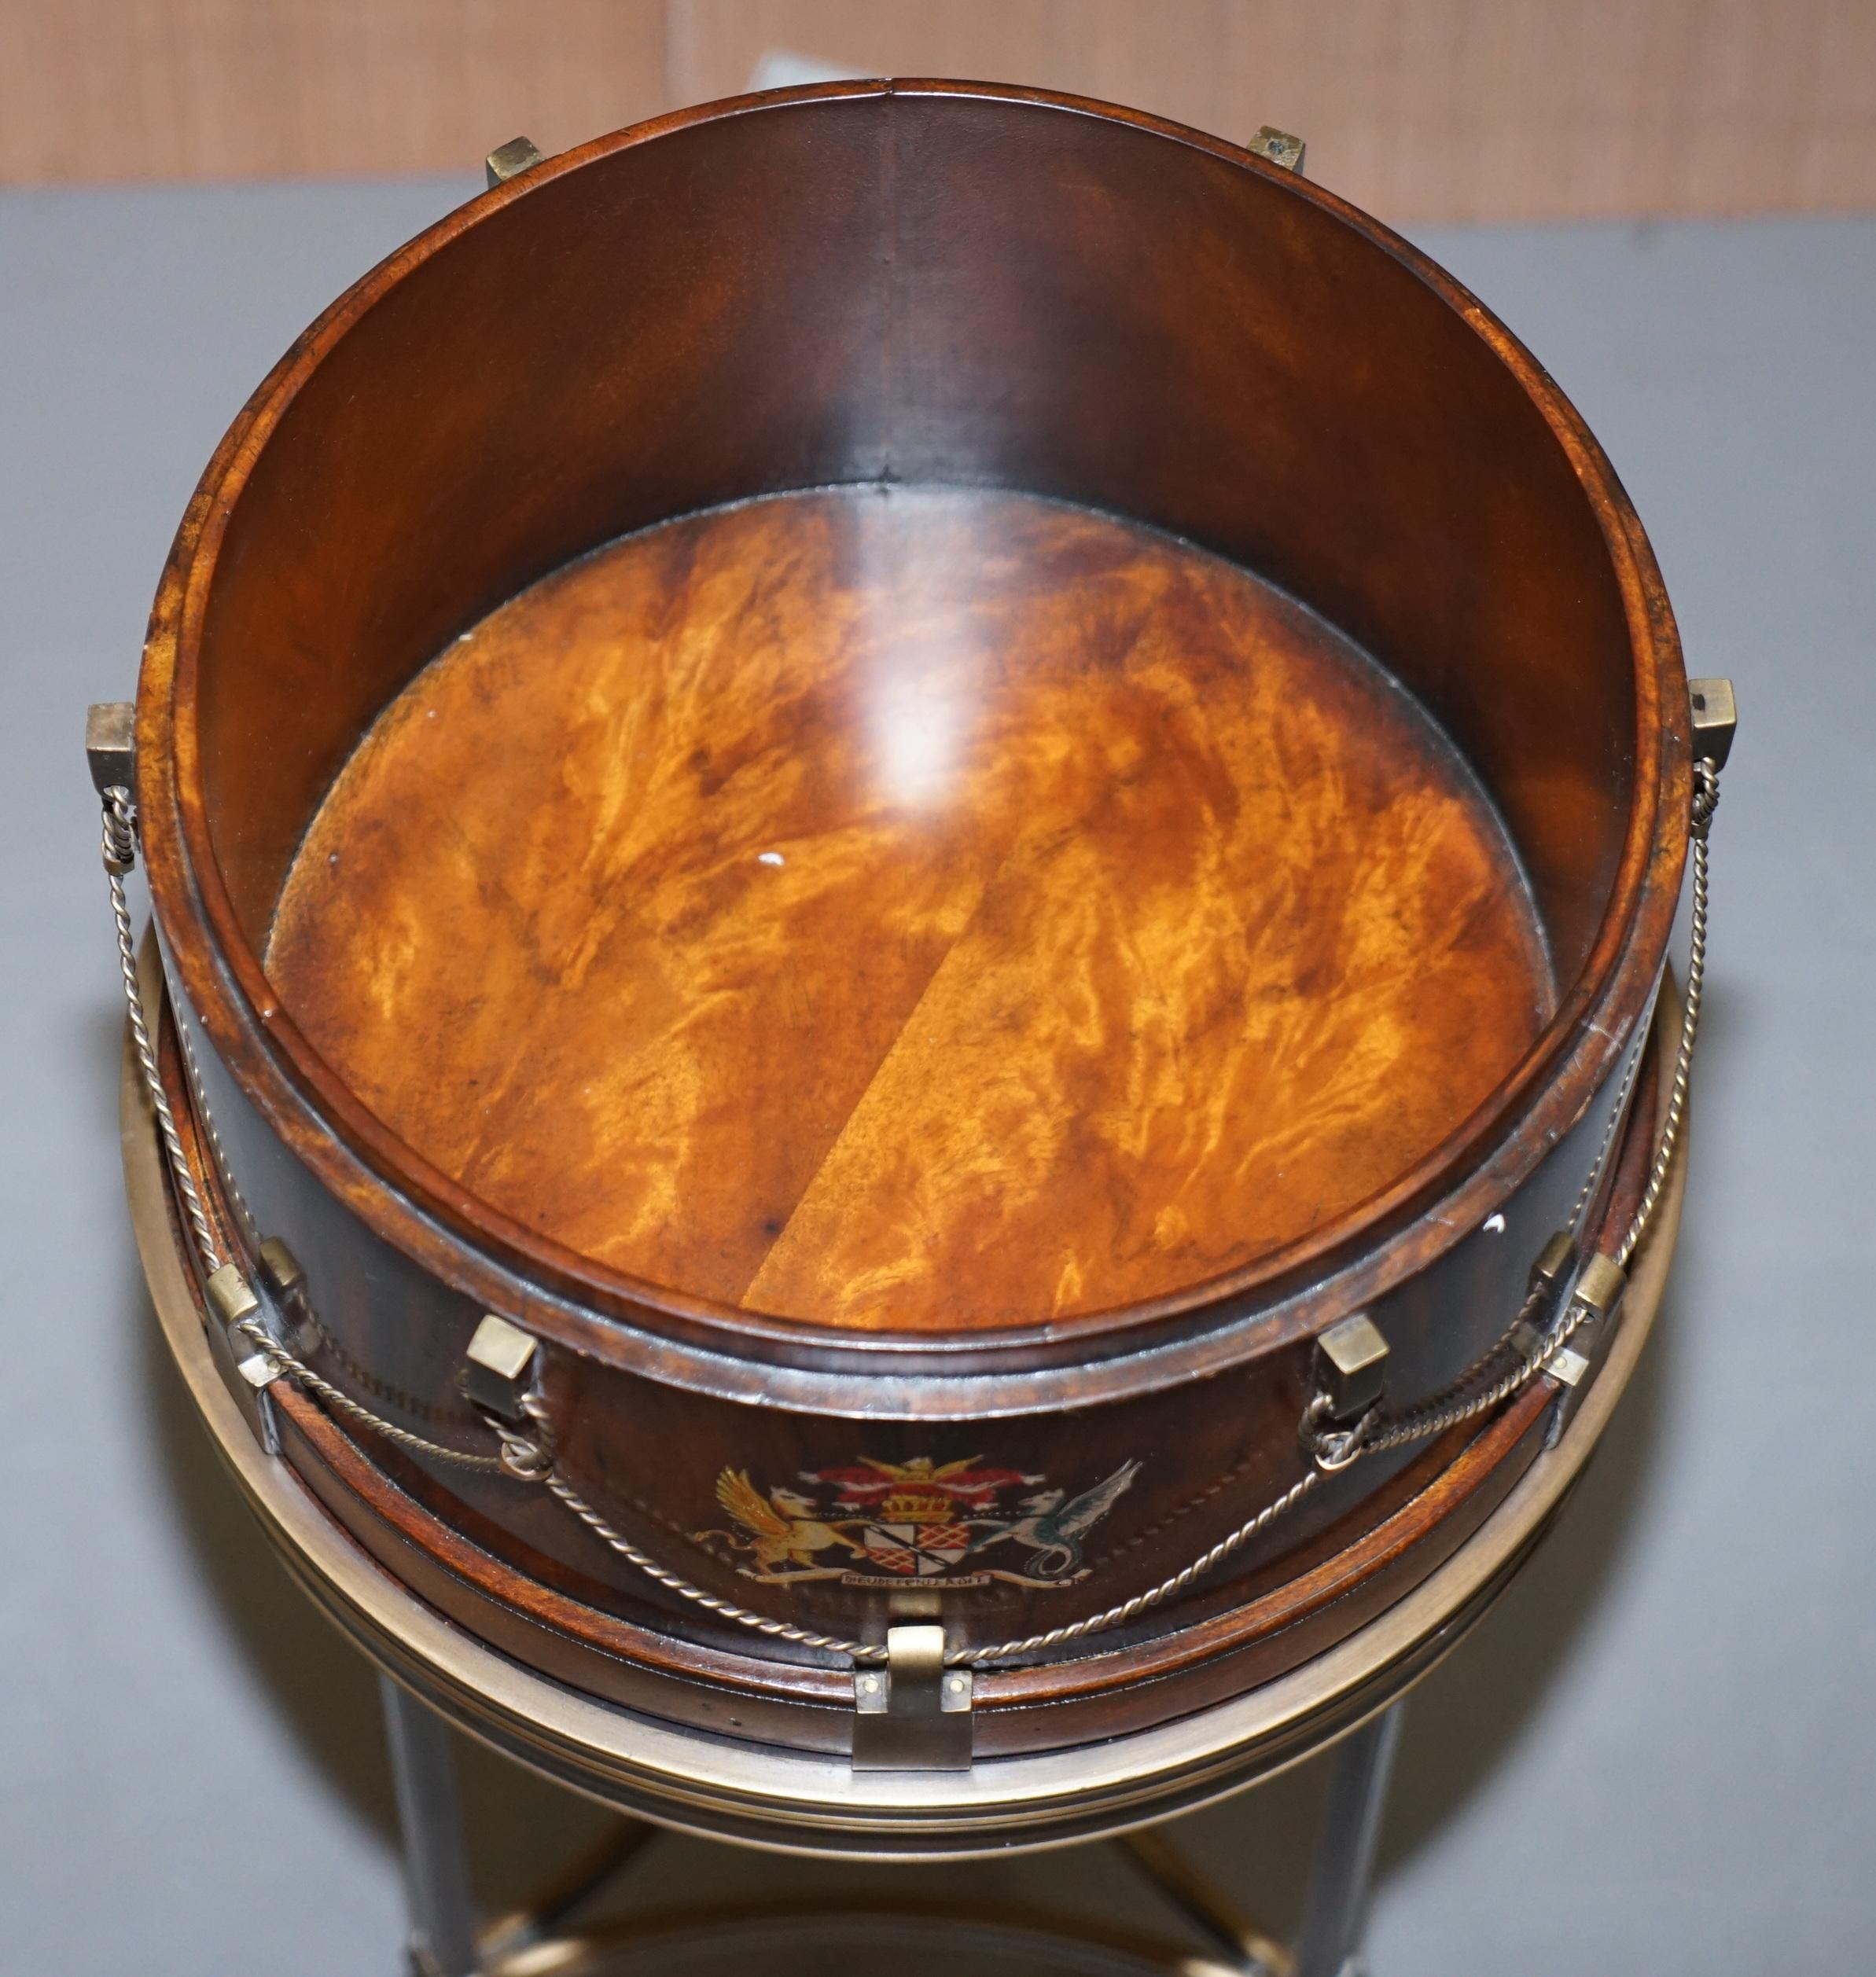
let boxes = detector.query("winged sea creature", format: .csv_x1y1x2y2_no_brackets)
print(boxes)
969,1459,1142,1580
697,1468,864,1578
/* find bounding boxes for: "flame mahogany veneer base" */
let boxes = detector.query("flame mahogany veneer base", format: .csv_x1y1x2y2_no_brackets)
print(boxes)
267,484,1553,1337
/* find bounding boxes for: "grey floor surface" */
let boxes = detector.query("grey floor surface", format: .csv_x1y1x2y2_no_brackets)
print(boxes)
2,178,1870,1974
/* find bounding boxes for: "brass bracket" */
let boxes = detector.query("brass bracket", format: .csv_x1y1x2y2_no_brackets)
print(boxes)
205,1262,283,1453
851,1625,974,1772
1545,1251,1628,1446
256,1237,318,1353
85,701,135,794
1509,1229,1578,1358
1313,1312,1389,1420
1688,678,1736,769
461,1313,541,1425
1249,126,1306,174
485,136,545,189
1571,1252,1628,1324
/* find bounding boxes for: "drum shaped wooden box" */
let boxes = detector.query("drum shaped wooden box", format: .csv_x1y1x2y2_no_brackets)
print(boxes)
123,82,1696,1850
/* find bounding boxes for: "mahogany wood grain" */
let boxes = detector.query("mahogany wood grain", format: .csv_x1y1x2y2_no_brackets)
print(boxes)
268,486,1550,1334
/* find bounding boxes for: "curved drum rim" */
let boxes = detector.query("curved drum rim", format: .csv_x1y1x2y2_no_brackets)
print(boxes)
123,968,1685,1861
134,79,1690,1391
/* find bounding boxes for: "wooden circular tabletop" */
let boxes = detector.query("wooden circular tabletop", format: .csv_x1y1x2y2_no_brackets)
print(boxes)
267,486,1550,1334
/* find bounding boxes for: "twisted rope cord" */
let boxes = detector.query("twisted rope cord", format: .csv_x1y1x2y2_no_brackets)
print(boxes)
105,789,223,1277
232,1319,511,1473
1571,1023,1649,1235
947,1468,1324,1666
542,1469,892,1662
1359,1294,1597,1457
537,1461,1324,1667
1617,759,1716,1270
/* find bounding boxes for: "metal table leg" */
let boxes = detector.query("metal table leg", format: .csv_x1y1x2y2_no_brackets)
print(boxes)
1292,1703,1404,1977
372,1670,1403,1977
381,1674,484,1977
1116,1827,1291,1973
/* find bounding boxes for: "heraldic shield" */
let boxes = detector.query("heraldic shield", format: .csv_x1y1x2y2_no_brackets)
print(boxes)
697,1454,1142,1589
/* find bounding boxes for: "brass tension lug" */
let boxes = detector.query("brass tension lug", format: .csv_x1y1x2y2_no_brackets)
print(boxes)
1688,678,1737,769
206,1262,283,1453
461,1313,540,1427
1544,1251,1628,1446
485,136,545,189
851,1625,974,1773
87,701,138,868
1314,1313,1389,1421
1510,1230,1578,1358
1307,1314,1389,1470
256,1237,315,1352
86,701,135,795
463,1315,556,1475
1249,125,1307,174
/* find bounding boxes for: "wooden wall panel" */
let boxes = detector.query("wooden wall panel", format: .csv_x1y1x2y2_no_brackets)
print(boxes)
0,1,667,185
2,0,1872,220
670,0,1876,221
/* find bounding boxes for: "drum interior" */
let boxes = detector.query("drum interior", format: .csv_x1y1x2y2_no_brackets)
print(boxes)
265,483,1551,1332
171,90,1652,1336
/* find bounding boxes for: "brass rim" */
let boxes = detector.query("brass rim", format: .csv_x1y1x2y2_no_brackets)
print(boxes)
123,950,1685,1859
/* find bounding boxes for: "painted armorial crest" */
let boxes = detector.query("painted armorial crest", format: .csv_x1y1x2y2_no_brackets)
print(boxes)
699,1454,1142,1587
